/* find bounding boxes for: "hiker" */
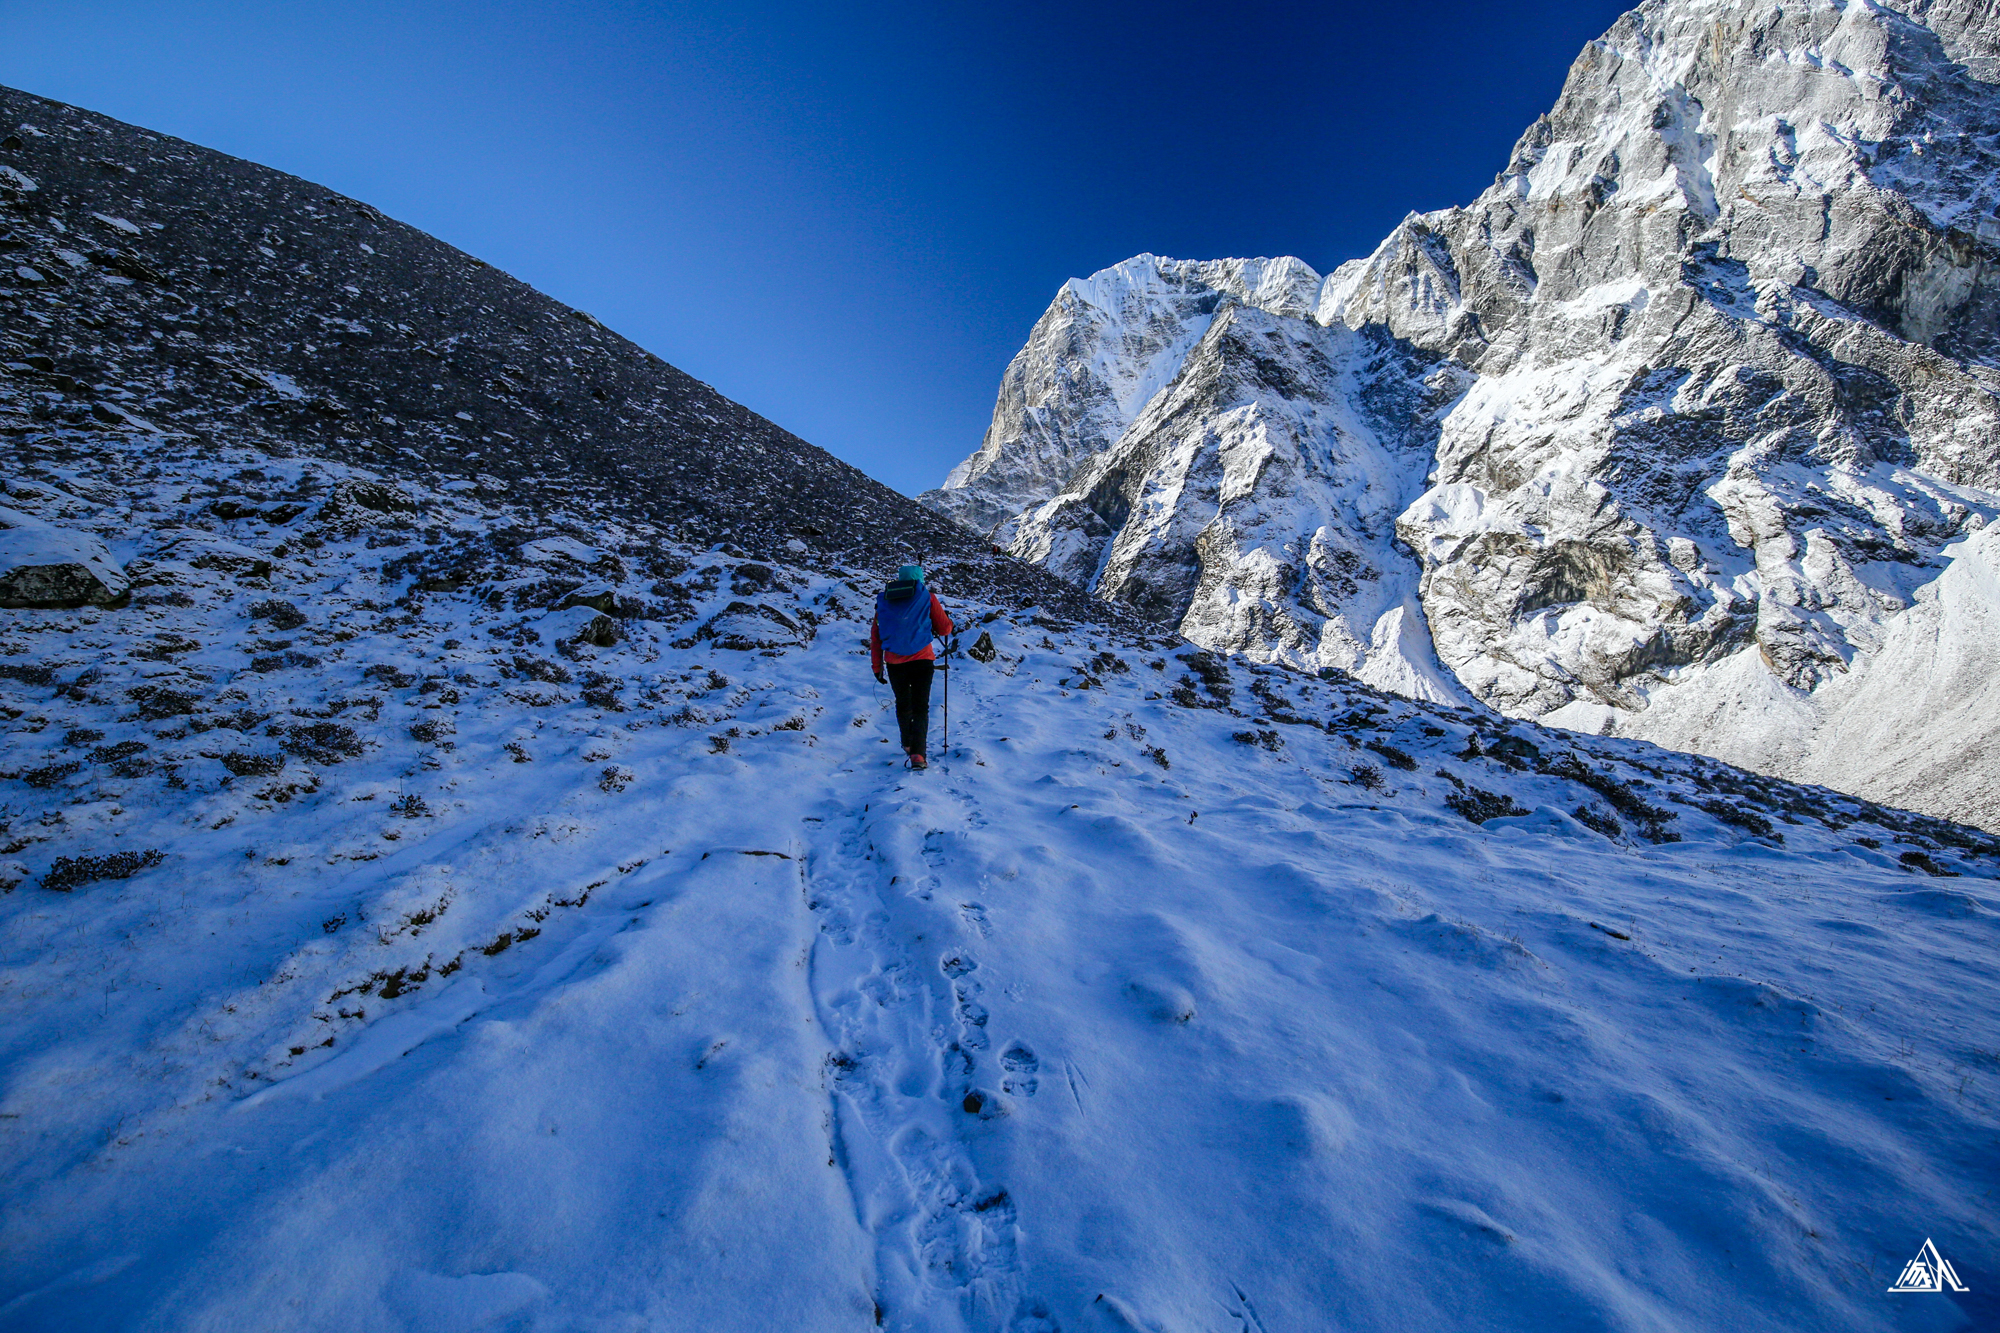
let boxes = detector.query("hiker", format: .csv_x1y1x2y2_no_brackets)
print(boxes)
871,562,953,769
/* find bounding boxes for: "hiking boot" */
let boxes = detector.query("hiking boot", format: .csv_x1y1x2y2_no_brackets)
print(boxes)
909,753,928,770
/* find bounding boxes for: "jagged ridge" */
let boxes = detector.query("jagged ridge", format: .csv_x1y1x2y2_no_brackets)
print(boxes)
924,0,2000,829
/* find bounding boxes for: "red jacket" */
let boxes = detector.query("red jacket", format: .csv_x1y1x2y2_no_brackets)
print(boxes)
871,593,952,673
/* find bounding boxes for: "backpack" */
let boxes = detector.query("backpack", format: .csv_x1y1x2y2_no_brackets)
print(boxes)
875,579,935,656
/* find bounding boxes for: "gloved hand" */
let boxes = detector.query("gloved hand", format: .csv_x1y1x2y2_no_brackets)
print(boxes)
874,671,886,684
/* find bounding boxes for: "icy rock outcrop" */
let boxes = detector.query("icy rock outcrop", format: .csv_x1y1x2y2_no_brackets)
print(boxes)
920,255,1325,544
1003,300,1473,700
1336,0,2000,719
925,0,2000,826
0,506,128,607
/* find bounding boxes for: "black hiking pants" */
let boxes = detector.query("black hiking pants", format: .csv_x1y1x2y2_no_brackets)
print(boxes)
885,659,935,757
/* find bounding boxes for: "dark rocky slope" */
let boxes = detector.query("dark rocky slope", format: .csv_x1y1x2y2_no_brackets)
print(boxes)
0,82,1091,613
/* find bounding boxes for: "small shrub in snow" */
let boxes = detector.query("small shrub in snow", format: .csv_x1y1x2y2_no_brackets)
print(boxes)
599,765,634,793
1481,733,1542,770
43,848,165,892
21,761,82,788
505,741,533,763
1540,754,1679,843
248,598,307,630
0,663,56,688
1174,651,1232,706
1349,763,1384,791
1696,798,1781,843
1446,787,1530,825
582,671,624,711
1573,804,1622,839
1899,850,1958,877
127,685,200,720
1364,741,1417,771
510,655,572,685
409,719,454,744
773,715,807,732
218,751,284,778
251,650,322,673
281,722,365,764
210,708,269,733
1090,650,1129,675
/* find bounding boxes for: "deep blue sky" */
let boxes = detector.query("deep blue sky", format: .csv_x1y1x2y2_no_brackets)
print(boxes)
4,0,1633,494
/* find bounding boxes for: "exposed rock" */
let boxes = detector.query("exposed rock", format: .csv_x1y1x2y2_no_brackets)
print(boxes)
543,605,619,648
322,479,418,519
0,506,128,608
692,602,812,652
152,532,273,580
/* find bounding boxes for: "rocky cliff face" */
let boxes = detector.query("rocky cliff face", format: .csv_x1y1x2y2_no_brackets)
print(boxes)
923,0,2000,827
925,256,1325,542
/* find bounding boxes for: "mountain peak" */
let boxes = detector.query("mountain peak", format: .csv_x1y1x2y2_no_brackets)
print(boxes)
923,0,2000,831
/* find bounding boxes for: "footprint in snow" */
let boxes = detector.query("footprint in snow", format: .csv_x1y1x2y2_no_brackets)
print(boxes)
1000,1043,1038,1098
954,983,990,1048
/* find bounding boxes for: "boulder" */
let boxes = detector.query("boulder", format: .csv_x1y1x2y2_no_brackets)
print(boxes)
541,604,618,647
315,479,419,531
327,479,418,515
694,601,811,651
0,507,129,608
150,531,274,579
559,587,619,615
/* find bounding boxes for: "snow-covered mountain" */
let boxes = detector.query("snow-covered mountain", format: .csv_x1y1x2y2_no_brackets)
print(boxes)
5,75,2000,1333
923,0,2000,831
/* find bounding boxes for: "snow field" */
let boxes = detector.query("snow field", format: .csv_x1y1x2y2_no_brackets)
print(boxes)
3,546,1996,1329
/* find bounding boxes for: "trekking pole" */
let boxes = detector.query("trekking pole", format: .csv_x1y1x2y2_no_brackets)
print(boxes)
939,636,951,761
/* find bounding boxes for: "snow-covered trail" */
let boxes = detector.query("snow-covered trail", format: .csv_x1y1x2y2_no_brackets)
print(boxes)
3,597,1997,1331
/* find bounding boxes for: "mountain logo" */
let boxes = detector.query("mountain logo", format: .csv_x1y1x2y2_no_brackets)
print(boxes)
1887,1239,1968,1293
